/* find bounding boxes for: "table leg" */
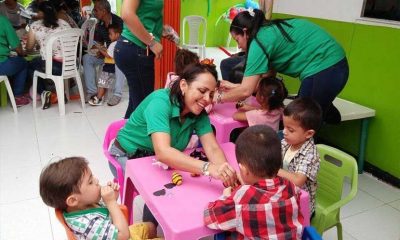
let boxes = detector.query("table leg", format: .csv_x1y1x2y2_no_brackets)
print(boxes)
123,177,139,224
358,118,371,174
0,82,7,107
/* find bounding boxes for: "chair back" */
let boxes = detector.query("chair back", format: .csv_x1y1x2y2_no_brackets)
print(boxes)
55,205,129,240
182,15,206,58
103,119,128,198
44,29,83,78
312,144,358,234
81,18,97,50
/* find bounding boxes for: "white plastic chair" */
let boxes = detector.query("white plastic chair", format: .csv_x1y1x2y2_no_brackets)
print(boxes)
182,15,207,59
81,17,97,50
0,76,17,113
32,28,85,116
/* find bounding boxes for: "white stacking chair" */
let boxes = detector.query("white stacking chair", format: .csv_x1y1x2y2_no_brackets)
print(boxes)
182,15,207,59
32,29,85,116
0,75,17,113
81,17,97,50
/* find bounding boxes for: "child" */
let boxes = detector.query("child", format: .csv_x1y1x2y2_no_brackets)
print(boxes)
164,48,199,88
39,157,161,240
233,76,287,131
204,125,304,239
278,97,322,216
89,24,121,106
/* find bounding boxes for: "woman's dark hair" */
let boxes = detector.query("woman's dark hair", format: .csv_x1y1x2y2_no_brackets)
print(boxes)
38,1,59,28
236,125,282,178
174,49,200,77
169,63,218,110
257,77,288,111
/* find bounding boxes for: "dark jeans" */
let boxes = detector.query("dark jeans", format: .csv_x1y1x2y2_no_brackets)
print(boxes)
114,37,155,119
298,57,349,123
220,54,245,82
28,57,63,94
0,56,28,96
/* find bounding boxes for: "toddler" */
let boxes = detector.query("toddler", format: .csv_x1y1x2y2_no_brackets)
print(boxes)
164,48,199,88
89,24,121,106
204,125,303,239
278,97,322,216
233,76,287,131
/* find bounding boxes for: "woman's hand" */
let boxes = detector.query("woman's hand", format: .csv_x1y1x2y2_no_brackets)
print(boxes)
209,162,237,187
150,41,163,59
219,80,239,91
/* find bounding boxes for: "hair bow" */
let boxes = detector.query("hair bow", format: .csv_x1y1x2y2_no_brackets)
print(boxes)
247,7,255,17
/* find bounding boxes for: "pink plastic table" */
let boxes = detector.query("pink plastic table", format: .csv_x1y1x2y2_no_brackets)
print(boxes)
123,142,310,240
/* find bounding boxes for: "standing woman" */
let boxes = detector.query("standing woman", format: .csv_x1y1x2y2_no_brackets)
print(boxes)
218,9,349,123
114,0,163,119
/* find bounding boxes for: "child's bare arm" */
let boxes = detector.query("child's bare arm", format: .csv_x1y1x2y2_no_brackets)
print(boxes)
277,169,307,187
233,111,247,122
101,182,130,240
96,45,113,58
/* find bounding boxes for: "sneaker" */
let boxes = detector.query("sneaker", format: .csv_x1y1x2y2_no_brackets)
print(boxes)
107,95,121,106
85,93,95,103
41,91,51,109
15,96,30,107
88,96,103,106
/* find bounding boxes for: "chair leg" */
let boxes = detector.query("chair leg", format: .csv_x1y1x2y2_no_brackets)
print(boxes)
54,77,65,116
75,73,85,110
336,222,343,240
64,78,70,101
32,72,38,111
3,78,17,113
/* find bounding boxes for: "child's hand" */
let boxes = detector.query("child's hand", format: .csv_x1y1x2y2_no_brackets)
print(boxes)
238,103,255,112
101,183,119,204
107,181,120,200
223,187,232,197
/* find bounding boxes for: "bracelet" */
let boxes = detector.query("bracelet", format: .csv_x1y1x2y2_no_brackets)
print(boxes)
147,33,156,48
216,92,224,104
202,162,210,176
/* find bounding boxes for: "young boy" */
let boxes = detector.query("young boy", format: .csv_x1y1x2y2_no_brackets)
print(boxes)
39,157,130,239
89,24,121,106
278,97,322,216
204,125,304,239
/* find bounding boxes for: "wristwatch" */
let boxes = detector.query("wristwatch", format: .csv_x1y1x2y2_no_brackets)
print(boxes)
202,162,210,176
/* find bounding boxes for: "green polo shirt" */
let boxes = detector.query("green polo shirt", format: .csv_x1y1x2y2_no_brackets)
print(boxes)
122,0,163,49
0,15,20,63
245,18,345,80
117,89,213,155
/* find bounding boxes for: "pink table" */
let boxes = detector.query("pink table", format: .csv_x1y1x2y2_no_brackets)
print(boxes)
123,142,310,240
209,102,248,143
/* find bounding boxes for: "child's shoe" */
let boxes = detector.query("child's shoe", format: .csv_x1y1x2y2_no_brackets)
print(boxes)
41,91,51,109
88,96,103,106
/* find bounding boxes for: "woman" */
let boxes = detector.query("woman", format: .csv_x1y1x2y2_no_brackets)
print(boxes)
25,1,70,108
53,0,79,28
218,9,349,124
114,0,164,119
0,0,26,30
110,63,237,185
0,15,29,106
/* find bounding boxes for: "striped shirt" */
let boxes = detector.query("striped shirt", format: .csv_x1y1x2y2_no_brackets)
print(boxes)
63,204,118,240
204,177,304,240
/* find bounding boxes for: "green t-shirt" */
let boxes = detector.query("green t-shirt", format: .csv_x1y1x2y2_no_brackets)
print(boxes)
121,0,163,49
117,88,213,155
245,19,346,80
0,15,20,63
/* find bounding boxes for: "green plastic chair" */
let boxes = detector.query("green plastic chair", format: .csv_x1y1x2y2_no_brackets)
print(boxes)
311,144,358,240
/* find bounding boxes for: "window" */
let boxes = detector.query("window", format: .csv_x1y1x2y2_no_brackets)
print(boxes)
362,0,400,22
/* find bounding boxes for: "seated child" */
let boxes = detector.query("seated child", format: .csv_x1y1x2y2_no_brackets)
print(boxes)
204,125,304,239
278,97,322,216
164,48,199,88
233,76,287,131
89,23,121,106
39,157,162,240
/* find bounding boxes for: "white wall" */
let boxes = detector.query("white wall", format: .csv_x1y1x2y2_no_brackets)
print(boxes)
273,0,366,23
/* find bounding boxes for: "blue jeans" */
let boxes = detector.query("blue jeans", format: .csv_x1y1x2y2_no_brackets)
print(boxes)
220,54,245,82
83,54,125,97
28,57,62,93
0,56,28,96
298,57,349,122
114,37,155,119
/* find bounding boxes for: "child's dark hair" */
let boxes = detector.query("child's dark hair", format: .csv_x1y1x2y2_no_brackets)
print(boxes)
170,63,218,110
235,125,282,178
174,49,200,77
283,97,322,131
108,23,122,34
39,157,89,210
258,77,288,111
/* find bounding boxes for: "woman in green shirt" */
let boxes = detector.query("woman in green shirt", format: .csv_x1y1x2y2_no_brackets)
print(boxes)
218,9,349,124
110,63,237,185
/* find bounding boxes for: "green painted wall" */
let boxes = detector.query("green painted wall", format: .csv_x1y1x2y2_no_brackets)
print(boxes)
181,5,400,178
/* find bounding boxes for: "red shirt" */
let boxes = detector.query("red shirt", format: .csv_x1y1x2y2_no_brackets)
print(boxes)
204,177,304,240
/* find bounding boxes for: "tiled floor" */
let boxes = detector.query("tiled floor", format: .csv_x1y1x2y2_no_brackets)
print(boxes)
1,48,400,240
